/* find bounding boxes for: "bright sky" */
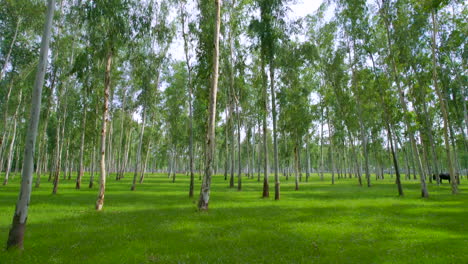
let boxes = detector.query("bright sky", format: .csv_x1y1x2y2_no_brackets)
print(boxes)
289,0,323,19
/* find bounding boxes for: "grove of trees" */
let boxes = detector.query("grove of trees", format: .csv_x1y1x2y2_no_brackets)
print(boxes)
0,0,466,249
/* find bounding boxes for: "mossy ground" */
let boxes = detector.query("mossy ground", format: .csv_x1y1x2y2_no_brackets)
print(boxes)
0,172,467,263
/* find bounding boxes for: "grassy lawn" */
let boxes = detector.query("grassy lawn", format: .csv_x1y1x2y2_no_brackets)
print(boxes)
0,172,467,264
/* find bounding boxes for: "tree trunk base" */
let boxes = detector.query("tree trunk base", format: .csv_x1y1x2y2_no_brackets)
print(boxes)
262,179,269,198
6,213,25,250
274,183,280,200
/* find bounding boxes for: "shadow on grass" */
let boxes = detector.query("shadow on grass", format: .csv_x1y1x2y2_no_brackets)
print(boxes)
0,173,466,264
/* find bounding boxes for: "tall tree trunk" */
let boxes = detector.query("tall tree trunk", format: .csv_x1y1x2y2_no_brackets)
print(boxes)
319,96,324,181
35,71,56,187
63,140,69,180
198,0,221,211
0,80,14,162
229,79,235,188
76,101,87,189
121,128,133,179
131,107,146,191
270,61,280,200
224,118,229,181
380,0,427,197
3,91,22,185
139,141,151,184
0,17,22,81
236,101,242,191
261,56,269,198
96,51,112,211
247,125,252,179
7,0,54,249
431,9,457,194
348,132,362,186
257,120,261,182
89,142,96,188
294,144,299,191
326,109,336,185
180,3,195,196
52,87,68,194
306,140,311,182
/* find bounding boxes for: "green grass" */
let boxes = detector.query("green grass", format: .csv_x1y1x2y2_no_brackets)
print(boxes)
0,172,467,264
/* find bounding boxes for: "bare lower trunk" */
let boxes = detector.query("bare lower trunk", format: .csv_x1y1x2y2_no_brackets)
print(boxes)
7,0,54,249
76,103,87,189
261,56,269,198
306,142,310,182
96,51,112,211
257,121,261,182
236,104,242,191
319,97,324,181
180,3,195,196
139,141,151,184
131,108,146,191
270,62,279,200
89,144,96,188
326,109,335,185
294,144,299,191
3,92,22,185
198,0,220,211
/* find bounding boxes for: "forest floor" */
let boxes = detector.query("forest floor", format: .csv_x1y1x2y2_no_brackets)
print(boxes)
0,172,467,264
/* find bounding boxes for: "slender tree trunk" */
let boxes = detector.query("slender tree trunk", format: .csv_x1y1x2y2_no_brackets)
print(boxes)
257,120,261,182
3,91,22,185
229,80,235,188
415,64,441,184
181,6,199,186
14,138,21,176
319,96,324,181
431,10,457,194
236,101,242,191
76,102,87,189
35,72,56,188
326,109,336,185
0,17,22,81
172,151,177,183
131,107,146,191
52,91,68,194
139,141,151,184
261,56,269,198
224,117,229,181
348,132,362,186
7,0,54,249
198,0,221,211
247,125,252,179
349,38,371,187
96,51,112,211
121,128,133,179
380,0,427,197
89,143,96,188
294,144,299,191
0,80,14,161
63,140,69,180
306,140,311,182
269,63,280,200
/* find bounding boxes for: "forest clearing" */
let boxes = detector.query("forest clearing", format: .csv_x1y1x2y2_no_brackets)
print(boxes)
0,0,467,262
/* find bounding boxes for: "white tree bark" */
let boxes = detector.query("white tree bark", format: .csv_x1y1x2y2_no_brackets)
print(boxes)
7,0,55,249
198,0,221,211
96,51,112,211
